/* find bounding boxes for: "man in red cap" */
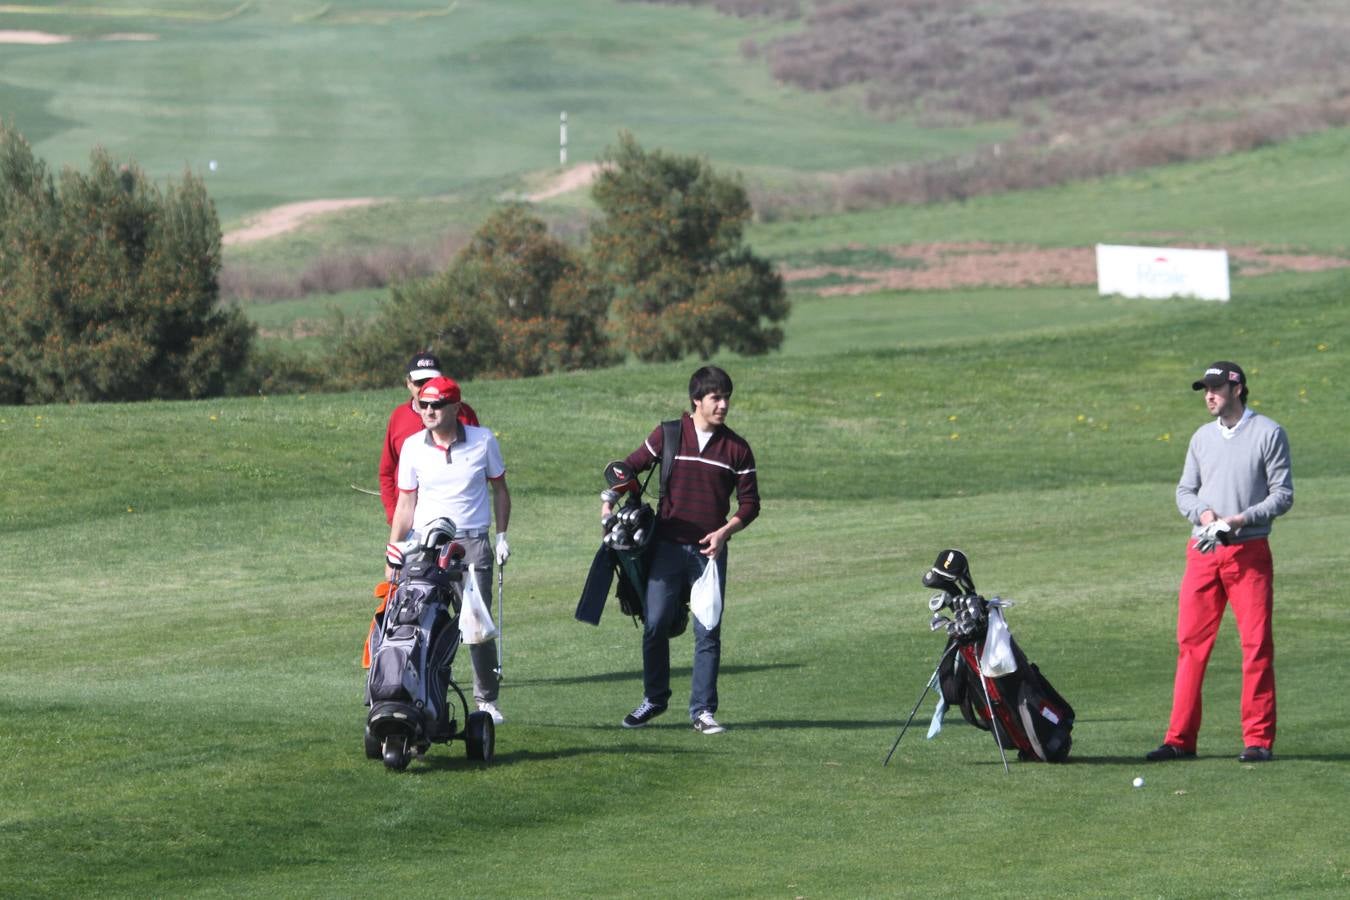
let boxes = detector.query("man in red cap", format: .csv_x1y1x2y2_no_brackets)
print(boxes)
378,352,480,525
387,375,510,724
1147,361,1293,764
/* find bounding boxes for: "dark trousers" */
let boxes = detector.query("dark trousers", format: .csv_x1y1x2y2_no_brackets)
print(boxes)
642,540,727,718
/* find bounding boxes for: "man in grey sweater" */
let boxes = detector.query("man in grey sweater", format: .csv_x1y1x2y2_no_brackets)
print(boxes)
1147,361,1294,763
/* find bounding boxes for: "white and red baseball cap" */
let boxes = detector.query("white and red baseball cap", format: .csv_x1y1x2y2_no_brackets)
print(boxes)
417,376,461,405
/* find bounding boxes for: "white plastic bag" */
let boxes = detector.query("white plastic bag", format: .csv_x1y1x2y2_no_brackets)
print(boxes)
979,603,1018,677
459,564,498,645
690,558,723,631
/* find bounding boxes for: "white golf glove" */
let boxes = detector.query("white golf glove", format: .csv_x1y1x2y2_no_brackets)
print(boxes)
1194,520,1232,553
385,542,405,569
495,531,510,567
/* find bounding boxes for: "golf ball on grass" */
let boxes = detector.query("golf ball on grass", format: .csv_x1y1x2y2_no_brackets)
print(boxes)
1132,777,1145,788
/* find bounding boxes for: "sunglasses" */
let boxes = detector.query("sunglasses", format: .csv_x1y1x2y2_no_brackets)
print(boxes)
418,399,452,411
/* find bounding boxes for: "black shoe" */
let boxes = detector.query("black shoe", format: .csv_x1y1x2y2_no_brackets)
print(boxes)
622,699,667,728
1145,743,1196,762
1238,746,1273,763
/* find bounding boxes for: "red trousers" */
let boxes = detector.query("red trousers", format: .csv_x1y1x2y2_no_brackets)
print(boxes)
1165,538,1276,751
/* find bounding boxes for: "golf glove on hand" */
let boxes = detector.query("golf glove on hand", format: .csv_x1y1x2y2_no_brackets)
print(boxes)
385,542,405,569
495,532,510,567
1194,520,1232,553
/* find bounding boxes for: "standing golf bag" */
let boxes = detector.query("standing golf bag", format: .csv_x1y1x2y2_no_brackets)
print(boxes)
937,624,1075,763
364,517,494,770
887,549,1074,767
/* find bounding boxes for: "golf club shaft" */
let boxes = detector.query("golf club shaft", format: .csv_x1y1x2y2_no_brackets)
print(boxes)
495,566,504,678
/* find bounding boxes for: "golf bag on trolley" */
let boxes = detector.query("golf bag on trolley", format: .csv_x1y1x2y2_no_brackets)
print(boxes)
887,549,1074,767
364,516,494,770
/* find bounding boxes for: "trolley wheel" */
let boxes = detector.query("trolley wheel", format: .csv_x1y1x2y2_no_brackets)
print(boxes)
364,725,381,760
464,710,495,763
382,734,411,771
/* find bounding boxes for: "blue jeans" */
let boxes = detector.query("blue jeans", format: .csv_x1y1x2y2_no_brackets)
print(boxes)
642,540,727,719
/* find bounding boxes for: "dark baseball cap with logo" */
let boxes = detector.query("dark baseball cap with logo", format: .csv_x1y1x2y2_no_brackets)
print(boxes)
407,353,442,382
1192,361,1245,391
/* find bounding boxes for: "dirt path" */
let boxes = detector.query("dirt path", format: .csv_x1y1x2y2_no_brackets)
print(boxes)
0,30,73,44
784,243,1350,294
223,164,600,247
525,162,602,201
0,30,157,43
222,198,383,247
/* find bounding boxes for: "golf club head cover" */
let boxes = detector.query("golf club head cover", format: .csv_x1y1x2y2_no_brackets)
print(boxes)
603,460,640,496
923,548,976,595
421,516,457,551
437,540,466,568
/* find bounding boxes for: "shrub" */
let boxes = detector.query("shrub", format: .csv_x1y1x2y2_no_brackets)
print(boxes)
590,133,788,362
0,122,252,403
328,205,616,386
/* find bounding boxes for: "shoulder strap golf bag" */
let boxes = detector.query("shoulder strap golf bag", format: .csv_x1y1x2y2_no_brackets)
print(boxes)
579,420,688,632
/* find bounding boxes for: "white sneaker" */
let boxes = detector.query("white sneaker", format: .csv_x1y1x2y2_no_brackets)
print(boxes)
693,710,725,735
479,701,504,725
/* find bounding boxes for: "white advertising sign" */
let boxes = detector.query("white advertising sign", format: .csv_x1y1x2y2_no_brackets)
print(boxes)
1096,244,1230,301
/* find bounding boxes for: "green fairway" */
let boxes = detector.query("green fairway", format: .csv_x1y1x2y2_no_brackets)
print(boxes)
0,0,1005,225
3,267,1347,896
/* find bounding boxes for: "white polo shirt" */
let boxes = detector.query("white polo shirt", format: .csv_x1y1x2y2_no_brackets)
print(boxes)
397,424,506,533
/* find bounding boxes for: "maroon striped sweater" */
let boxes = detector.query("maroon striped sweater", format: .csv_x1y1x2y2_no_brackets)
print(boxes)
625,412,760,546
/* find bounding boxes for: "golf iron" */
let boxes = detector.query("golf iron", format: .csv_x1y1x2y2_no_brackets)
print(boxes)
494,566,504,679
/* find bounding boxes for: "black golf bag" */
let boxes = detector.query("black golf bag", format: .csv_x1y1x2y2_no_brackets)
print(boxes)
364,517,494,770
576,422,688,636
925,550,1075,763
937,631,1075,763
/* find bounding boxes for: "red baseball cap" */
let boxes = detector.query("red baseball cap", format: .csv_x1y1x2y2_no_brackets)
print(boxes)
417,376,461,404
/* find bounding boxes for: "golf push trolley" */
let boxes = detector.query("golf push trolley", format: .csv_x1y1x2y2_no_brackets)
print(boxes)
364,516,494,771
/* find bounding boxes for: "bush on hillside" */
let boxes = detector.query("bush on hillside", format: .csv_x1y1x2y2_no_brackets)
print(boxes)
590,133,788,362
0,122,252,403
329,205,616,386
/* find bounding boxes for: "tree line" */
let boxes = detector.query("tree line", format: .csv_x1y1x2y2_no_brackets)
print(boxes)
0,125,787,403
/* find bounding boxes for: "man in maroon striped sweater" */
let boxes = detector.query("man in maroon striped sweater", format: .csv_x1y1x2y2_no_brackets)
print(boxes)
603,366,760,735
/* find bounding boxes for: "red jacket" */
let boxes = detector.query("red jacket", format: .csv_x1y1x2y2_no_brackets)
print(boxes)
379,399,480,523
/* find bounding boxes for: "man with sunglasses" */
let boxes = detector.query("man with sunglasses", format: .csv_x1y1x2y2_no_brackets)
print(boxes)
378,352,480,525
388,375,510,724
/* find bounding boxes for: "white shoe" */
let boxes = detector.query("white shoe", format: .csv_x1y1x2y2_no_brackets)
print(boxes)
693,710,724,735
479,701,504,725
